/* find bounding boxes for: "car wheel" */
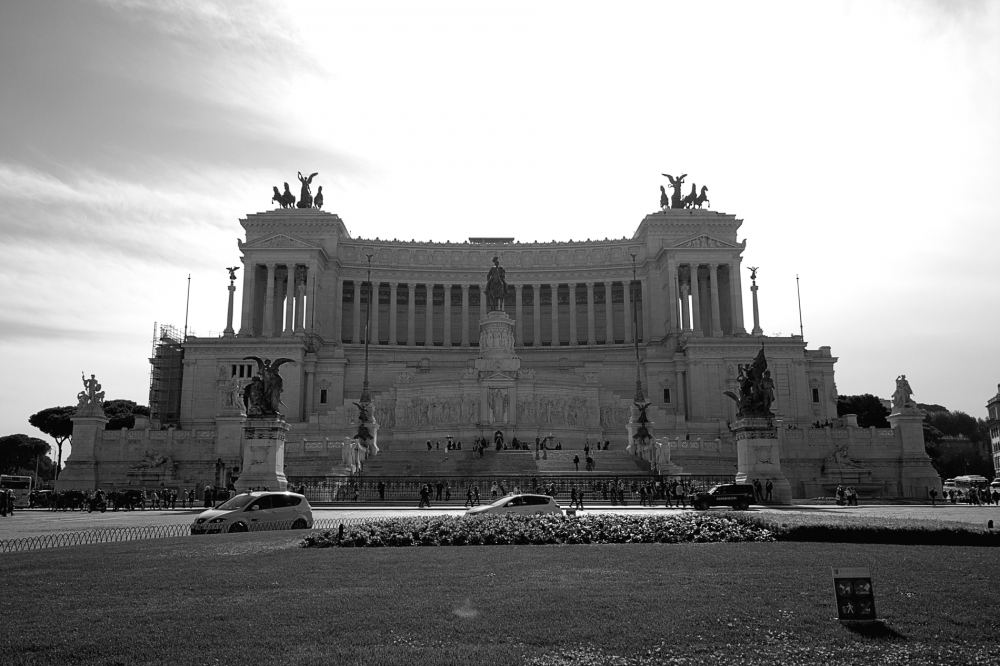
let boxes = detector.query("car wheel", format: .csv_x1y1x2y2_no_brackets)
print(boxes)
734,500,750,511
228,522,248,533
291,518,308,529
695,501,709,511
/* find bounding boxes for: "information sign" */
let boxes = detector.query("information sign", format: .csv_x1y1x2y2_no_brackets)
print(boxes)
831,566,877,622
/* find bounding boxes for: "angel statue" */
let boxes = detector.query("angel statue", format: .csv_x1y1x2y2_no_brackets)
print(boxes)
226,266,240,282
242,356,296,416
297,171,318,208
661,173,688,209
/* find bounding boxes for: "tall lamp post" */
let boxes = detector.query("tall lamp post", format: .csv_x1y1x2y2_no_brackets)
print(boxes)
354,254,376,456
629,253,652,462
630,253,644,404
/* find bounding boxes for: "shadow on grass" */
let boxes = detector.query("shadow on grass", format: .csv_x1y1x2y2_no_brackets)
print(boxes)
842,620,906,640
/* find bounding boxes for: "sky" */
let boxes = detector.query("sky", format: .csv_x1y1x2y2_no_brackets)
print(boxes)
1,0,998,463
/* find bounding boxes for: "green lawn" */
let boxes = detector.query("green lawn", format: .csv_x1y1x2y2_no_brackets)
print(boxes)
2,534,998,665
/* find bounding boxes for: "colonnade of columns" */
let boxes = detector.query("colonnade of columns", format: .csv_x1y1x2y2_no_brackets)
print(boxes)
340,280,644,347
669,261,745,336
238,263,315,337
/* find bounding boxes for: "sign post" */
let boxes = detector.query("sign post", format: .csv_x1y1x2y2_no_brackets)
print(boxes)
831,567,877,622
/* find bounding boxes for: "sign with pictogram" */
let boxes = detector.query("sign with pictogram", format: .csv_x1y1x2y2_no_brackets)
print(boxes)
831,567,877,622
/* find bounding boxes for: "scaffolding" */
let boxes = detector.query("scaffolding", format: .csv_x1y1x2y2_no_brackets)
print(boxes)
148,323,184,428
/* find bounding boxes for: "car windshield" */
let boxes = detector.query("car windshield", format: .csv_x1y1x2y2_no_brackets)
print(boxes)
215,494,256,511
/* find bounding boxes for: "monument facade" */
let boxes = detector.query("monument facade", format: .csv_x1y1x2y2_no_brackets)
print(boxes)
57,181,940,498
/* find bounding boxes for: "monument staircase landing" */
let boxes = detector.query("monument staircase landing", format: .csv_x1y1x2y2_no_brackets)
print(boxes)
361,447,650,478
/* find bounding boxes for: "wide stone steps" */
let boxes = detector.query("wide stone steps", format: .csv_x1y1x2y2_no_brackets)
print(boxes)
359,448,650,477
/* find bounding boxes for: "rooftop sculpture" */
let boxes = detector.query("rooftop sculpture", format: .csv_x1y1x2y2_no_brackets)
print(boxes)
661,173,710,209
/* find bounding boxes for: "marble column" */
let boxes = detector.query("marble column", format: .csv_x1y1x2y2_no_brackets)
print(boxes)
568,283,578,345
334,275,345,343
603,281,615,343
283,266,295,336
238,263,255,336
550,283,560,346
666,261,679,333
304,263,315,333
425,284,435,346
731,260,747,334
709,264,723,337
479,285,487,325
369,282,380,345
532,283,541,346
689,265,703,336
352,280,361,343
443,283,452,346
407,283,416,345
294,277,306,332
461,284,470,346
623,277,633,344
262,263,277,338
514,284,523,346
641,278,651,342
388,282,399,345
586,282,596,345
680,282,691,330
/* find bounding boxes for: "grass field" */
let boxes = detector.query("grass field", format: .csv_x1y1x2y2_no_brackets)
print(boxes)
2,531,999,665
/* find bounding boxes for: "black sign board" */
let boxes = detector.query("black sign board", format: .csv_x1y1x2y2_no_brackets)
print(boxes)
831,567,877,622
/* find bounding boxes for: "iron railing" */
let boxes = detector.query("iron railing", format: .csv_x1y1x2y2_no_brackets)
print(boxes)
292,474,736,503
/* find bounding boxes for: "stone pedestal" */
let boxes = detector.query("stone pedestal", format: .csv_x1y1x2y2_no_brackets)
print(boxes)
477,310,520,427
733,416,791,504
55,414,109,491
651,435,684,476
235,417,289,491
887,410,941,499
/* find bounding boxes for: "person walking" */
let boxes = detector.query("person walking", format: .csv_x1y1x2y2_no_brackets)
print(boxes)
465,486,474,508
573,454,579,471
765,479,773,502
418,484,431,508
377,481,386,501
929,488,938,506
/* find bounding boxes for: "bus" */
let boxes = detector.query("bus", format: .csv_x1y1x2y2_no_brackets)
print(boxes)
0,474,33,508
942,475,989,500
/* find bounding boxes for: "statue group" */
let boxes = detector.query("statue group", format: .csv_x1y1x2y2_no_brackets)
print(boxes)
723,347,776,418
661,173,709,210
241,356,295,417
271,172,324,209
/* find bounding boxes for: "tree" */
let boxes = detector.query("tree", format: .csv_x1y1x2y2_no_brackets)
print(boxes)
103,400,150,431
28,406,75,479
836,394,890,428
0,434,52,475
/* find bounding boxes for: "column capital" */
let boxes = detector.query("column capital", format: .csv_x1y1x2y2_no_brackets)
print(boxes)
443,283,452,289
389,281,398,288
532,283,541,289
461,283,470,292
603,279,614,286
266,261,277,269
585,281,595,289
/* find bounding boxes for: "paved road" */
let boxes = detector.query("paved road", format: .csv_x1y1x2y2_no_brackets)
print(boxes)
1,502,998,541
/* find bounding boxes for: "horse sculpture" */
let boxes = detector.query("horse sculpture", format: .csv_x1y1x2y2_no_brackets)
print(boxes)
692,186,709,209
272,184,296,209
681,183,698,209
314,185,324,209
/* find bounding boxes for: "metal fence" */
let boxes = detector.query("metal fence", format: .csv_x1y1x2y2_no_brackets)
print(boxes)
293,474,736,503
0,517,375,554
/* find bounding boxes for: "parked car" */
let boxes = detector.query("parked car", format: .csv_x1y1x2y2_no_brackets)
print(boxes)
688,484,756,511
190,491,313,534
465,493,563,516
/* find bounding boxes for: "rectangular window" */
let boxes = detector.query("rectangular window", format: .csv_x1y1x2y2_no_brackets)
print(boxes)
663,388,671,404
320,389,328,404
812,388,820,403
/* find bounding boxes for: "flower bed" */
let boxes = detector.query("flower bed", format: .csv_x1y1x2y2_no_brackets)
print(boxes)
300,513,775,548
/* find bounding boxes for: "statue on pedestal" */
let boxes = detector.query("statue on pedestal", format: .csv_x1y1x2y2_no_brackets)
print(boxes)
242,357,295,417
662,173,687,209
272,183,296,208
77,372,106,415
485,256,508,311
724,347,775,418
891,375,918,413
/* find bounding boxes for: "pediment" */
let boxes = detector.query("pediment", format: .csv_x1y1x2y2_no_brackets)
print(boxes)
670,234,740,249
239,234,322,251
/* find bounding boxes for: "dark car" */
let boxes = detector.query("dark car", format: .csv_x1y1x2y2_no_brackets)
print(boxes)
689,484,755,511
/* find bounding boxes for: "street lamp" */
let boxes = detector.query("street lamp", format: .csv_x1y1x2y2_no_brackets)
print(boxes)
630,253,644,403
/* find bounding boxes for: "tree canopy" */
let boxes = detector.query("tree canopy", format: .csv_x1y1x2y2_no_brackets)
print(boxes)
28,405,75,478
836,394,890,428
103,400,150,430
0,434,52,475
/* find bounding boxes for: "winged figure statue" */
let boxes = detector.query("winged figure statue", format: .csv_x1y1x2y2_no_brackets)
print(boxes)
242,356,296,416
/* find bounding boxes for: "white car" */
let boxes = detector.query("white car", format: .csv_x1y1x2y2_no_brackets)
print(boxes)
465,493,563,516
191,491,313,534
